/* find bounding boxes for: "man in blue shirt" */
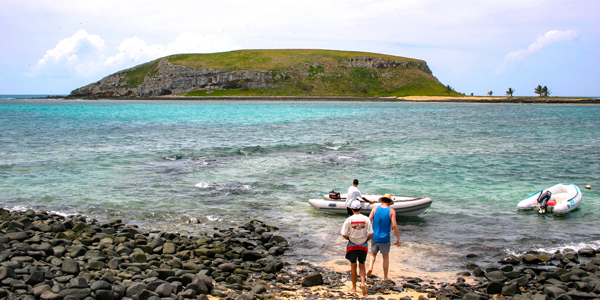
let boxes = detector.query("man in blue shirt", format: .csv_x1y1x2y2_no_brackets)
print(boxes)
367,193,401,281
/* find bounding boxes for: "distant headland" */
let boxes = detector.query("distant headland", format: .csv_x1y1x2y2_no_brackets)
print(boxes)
69,49,458,99
66,49,599,103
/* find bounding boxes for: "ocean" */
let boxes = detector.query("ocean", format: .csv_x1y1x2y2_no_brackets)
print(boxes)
1,98,599,278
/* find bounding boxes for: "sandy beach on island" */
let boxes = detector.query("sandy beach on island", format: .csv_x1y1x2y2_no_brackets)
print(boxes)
65,94,600,103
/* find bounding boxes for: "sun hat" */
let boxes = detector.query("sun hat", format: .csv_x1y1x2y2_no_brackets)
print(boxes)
350,200,362,210
378,193,394,205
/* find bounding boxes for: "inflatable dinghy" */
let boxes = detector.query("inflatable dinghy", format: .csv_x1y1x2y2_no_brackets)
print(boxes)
308,193,432,217
517,183,582,214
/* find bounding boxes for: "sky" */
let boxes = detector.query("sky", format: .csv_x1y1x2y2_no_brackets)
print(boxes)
1,0,598,97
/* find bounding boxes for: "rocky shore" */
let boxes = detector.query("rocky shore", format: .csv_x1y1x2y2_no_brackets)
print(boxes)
2,208,600,300
0,208,294,300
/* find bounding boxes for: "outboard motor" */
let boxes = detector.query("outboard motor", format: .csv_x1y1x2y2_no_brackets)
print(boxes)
329,190,341,199
537,190,552,213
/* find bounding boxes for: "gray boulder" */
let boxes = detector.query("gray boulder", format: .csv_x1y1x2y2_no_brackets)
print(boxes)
301,272,323,287
61,259,80,275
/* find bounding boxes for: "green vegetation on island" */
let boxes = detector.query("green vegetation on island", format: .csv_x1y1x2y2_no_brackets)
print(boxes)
103,49,463,98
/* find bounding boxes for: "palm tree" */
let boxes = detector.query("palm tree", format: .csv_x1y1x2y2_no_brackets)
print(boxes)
506,88,514,97
487,91,493,96
444,85,454,95
534,85,543,97
542,86,551,97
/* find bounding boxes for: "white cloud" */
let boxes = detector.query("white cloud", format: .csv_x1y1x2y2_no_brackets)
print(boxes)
504,30,577,63
32,29,107,77
104,32,239,67
495,30,577,74
32,30,240,79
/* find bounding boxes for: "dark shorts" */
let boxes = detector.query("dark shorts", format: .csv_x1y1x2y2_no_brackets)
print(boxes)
346,207,353,216
345,241,368,264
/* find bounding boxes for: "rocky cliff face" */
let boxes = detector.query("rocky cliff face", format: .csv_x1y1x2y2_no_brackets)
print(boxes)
70,56,434,98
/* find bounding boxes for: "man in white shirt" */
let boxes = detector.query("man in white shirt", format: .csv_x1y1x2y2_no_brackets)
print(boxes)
341,200,374,295
345,179,374,216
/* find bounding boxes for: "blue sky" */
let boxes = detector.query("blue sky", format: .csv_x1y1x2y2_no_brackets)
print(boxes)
1,0,598,97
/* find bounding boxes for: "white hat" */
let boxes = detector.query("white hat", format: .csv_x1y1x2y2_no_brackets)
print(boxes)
350,200,362,210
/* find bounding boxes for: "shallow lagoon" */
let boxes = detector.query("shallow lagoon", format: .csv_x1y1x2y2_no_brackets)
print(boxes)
1,99,599,276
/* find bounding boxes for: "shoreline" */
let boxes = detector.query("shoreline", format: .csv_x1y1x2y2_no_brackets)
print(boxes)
44,95,600,104
2,208,600,300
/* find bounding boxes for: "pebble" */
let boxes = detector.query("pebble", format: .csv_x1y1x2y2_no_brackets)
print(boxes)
0,208,290,300
4,208,600,300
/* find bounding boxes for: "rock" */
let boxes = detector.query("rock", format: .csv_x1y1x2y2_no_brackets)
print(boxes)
7,220,24,231
162,243,176,254
0,267,17,280
242,250,262,261
502,282,518,296
112,285,127,299
218,263,236,273
578,248,596,257
155,269,176,280
179,289,196,299
499,255,521,265
58,288,91,299
107,258,120,269
137,289,159,300
90,280,112,292
150,237,164,249
268,235,288,245
5,231,28,241
33,284,52,297
268,246,285,256
523,254,543,264
40,291,62,300
130,252,147,263
84,250,107,262
566,289,597,299
544,286,567,298
251,283,267,294
61,259,80,275
68,277,88,288
187,279,210,294
155,282,173,297
485,270,507,282
94,290,115,300
486,281,504,294
463,292,484,300
69,245,87,258
126,282,147,299
473,267,485,277
88,261,106,270
301,272,323,287
25,270,46,285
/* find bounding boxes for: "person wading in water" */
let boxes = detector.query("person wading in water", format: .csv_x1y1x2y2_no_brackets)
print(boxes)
367,193,401,281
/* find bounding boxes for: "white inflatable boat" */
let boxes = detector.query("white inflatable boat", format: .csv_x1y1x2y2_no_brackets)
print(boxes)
308,193,432,217
517,183,582,214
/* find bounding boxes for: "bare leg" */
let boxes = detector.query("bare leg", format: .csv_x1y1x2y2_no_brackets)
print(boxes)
382,253,390,281
350,262,357,292
367,251,377,277
359,262,368,295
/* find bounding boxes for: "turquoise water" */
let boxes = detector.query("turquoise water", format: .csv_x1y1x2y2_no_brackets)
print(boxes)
1,99,599,274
